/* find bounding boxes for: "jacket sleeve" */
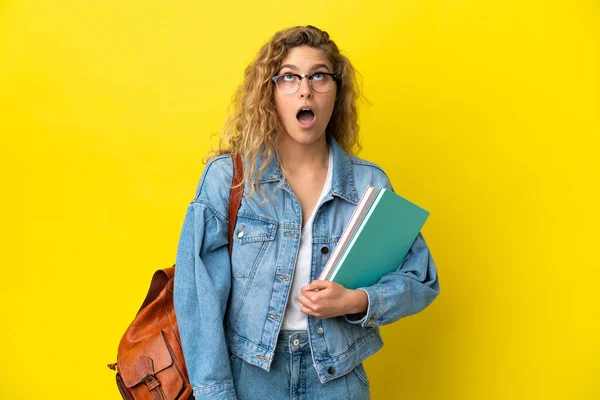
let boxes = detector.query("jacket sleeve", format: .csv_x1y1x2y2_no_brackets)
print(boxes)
345,173,440,327
345,231,440,327
174,199,237,399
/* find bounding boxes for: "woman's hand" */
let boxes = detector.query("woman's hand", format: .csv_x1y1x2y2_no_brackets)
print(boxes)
298,280,368,319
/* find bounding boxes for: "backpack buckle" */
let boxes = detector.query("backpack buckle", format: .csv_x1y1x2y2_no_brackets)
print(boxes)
142,374,161,391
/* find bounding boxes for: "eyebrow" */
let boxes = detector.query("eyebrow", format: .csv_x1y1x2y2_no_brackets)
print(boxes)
278,63,332,73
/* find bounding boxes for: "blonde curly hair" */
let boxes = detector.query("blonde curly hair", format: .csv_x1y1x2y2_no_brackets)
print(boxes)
207,25,363,199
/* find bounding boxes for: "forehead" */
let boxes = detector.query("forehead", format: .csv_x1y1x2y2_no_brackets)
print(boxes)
279,46,332,70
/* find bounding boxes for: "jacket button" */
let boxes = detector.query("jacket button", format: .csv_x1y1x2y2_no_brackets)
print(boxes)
327,367,335,374
321,246,329,254
317,327,324,335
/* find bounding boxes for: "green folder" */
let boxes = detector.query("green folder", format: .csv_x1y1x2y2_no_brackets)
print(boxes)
328,188,430,289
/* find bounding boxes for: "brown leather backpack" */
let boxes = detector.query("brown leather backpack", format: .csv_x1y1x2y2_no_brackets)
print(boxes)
108,154,244,400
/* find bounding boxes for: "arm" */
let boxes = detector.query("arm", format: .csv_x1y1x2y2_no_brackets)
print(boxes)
344,174,440,326
298,231,439,326
174,200,237,399
344,231,440,327
300,174,439,324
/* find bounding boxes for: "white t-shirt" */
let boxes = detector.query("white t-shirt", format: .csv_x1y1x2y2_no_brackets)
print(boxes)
281,149,333,330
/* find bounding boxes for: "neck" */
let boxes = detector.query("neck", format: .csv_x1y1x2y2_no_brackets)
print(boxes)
278,134,329,175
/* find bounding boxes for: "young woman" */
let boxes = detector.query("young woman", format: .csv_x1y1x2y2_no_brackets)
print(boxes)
174,25,440,400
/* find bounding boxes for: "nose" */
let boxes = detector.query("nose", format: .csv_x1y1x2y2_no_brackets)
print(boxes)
298,76,312,98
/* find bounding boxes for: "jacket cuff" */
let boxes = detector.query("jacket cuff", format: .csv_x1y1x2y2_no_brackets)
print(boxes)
193,381,237,400
344,287,381,327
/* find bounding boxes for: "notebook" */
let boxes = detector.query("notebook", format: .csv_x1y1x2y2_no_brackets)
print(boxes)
319,186,429,289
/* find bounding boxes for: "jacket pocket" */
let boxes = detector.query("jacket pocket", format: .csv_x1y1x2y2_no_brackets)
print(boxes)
351,363,370,387
231,214,277,278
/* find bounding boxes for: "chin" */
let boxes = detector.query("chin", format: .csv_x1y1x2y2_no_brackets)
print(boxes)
286,129,326,146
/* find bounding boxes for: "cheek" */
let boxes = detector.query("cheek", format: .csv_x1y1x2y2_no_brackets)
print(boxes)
274,94,292,121
322,93,337,116
274,94,283,119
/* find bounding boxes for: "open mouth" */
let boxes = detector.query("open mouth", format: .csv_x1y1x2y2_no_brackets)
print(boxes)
296,108,316,127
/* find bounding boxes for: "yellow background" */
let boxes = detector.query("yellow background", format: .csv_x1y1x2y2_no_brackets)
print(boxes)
1,0,598,399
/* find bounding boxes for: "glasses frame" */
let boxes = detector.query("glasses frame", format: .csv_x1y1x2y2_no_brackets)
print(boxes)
271,72,340,94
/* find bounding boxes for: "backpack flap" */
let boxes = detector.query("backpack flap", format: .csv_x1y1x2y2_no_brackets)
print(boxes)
118,331,184,399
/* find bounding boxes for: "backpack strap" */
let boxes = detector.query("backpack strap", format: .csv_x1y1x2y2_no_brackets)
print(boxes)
228,152,244,257
137,269,172,313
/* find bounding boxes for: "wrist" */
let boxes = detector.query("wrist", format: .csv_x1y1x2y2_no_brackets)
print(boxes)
348,289,368,314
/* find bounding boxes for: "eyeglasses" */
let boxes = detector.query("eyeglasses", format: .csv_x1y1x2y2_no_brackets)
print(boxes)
272,72,339,95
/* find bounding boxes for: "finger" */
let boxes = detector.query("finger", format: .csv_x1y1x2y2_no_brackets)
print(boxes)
300,286,314,294
300,305,318,316
303,280,331,292
299,289,320,303
297,294,318,310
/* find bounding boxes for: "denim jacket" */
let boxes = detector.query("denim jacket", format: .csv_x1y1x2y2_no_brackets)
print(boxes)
174,136,440,399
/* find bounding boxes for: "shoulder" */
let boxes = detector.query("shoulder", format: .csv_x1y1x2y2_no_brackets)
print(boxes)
347,153,393,190
191,154,234,221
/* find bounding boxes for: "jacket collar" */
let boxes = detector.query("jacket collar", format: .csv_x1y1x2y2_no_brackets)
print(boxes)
256,135,360,204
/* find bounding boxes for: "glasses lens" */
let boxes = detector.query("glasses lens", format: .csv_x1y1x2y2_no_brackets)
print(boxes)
311,73,335,94
277,74,300,94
